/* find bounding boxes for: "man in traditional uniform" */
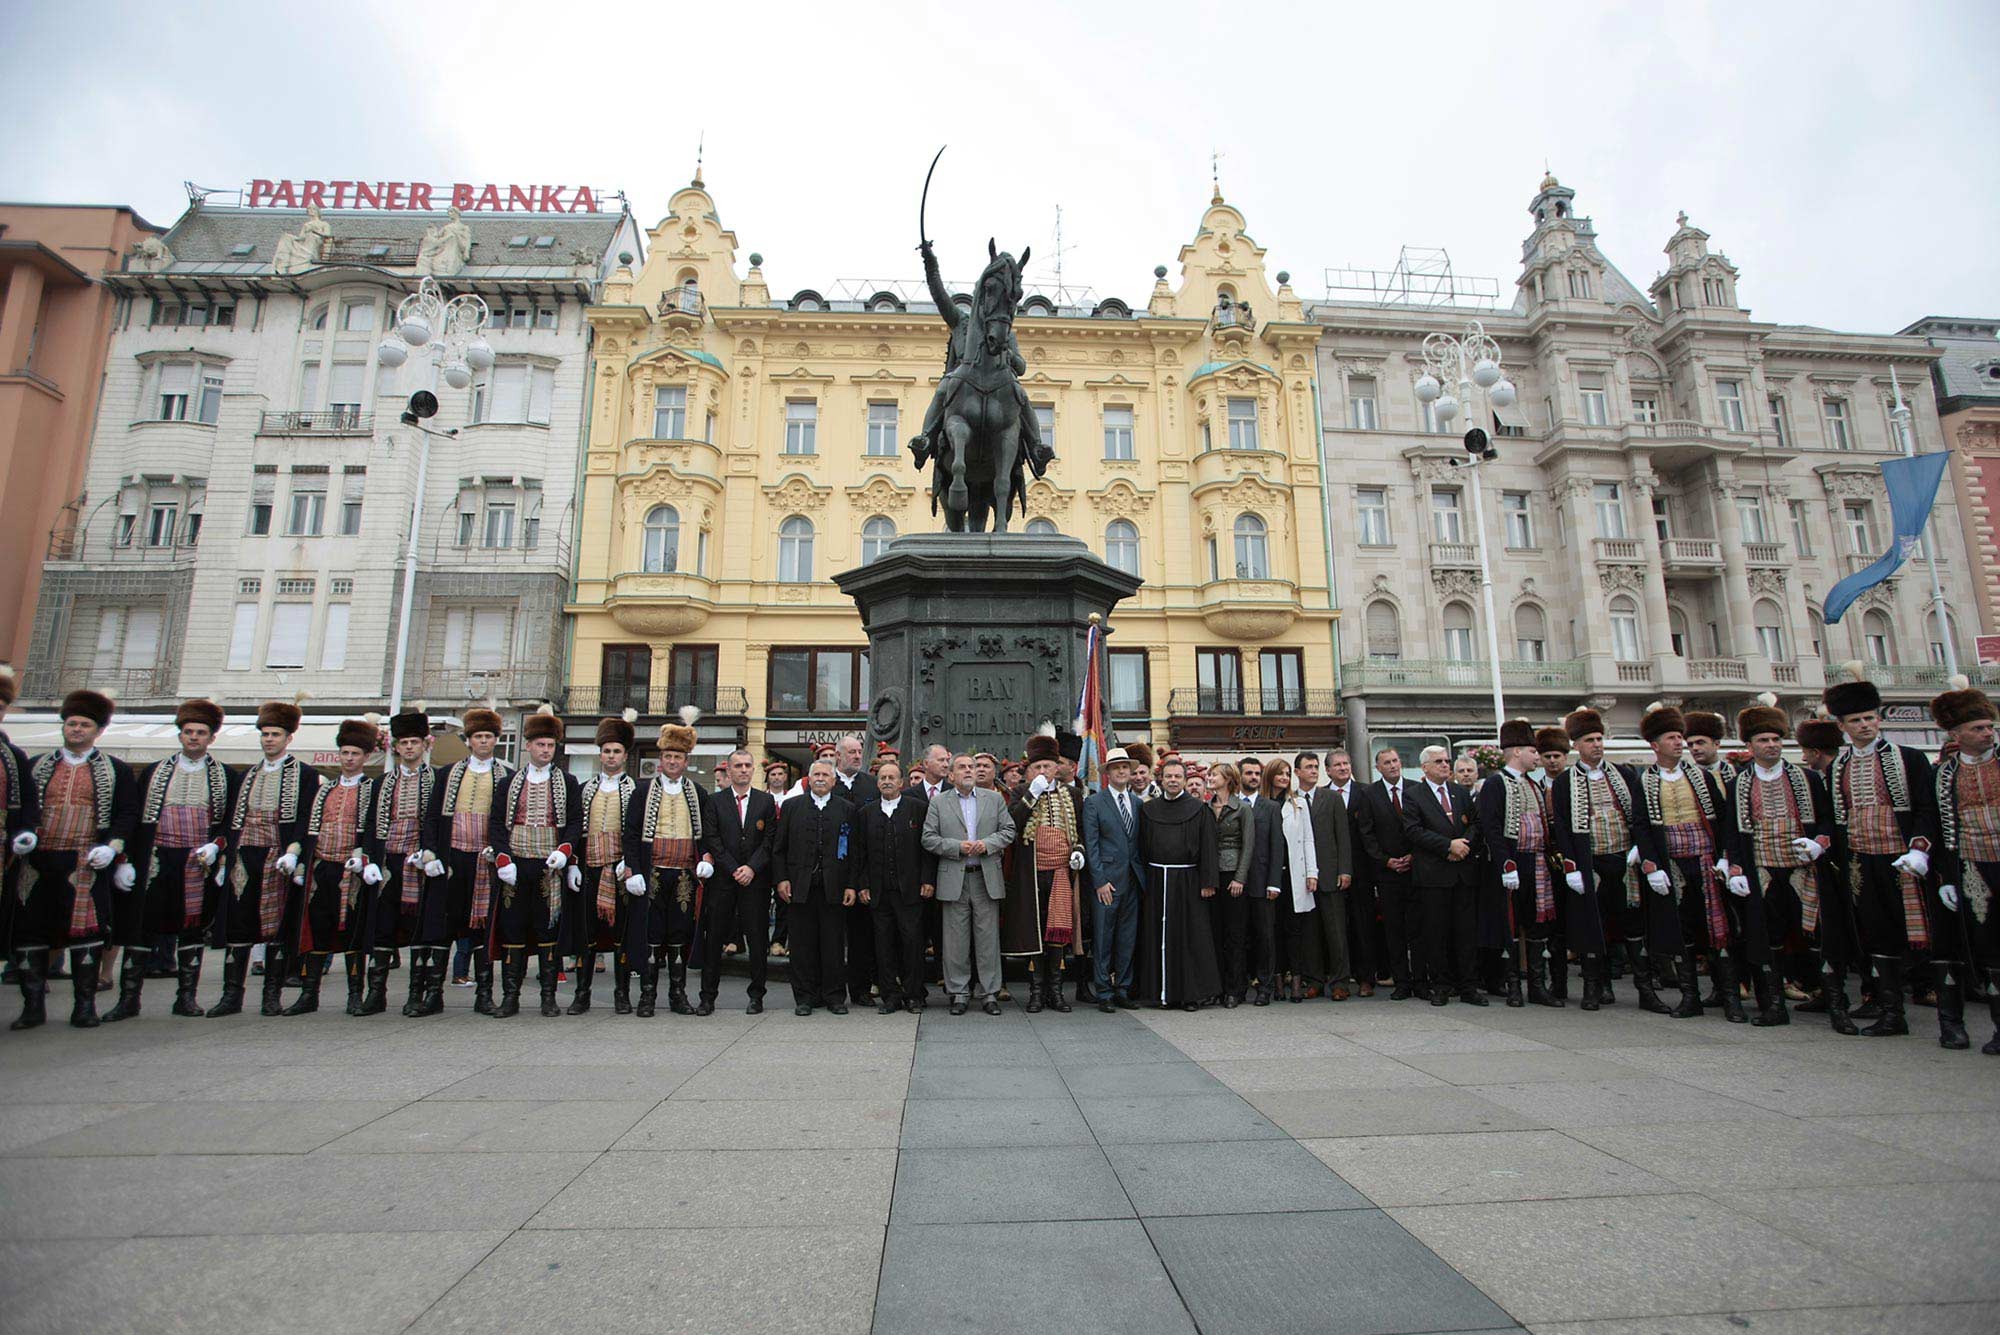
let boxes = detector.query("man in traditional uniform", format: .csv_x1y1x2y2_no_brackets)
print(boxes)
625,709,714,1017
1532,727,1575,1001
10,689,136,1029
1631,704,1735,1019
1003,727,1087,1013
1931,677,2000,1053
1824,664,1938,1038
219,695,318,1019
1472,722,1564,1008
1550,708,1654,1012
491,705,580,1018
853,755,934,1012
702,748,780,1015
781,757,860,1015
428,704,511,1015
1683,710,1733,784
1719,697,1831,1028
562,710,637,1014
374,708,441,1017
287,718,380,1016
1135,757,1222,1010
1797,716,1842,776
111,698,234,1020
0,669,40,1008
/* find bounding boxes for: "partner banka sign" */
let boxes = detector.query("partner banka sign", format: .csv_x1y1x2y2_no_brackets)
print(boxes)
246,180,610,213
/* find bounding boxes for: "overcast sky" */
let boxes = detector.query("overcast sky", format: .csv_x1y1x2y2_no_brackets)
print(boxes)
5,0,1996,334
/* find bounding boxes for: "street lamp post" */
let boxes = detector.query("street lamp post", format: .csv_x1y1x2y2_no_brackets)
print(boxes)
375,277,493,714
1414,321,1518,738
1889,366,1957,677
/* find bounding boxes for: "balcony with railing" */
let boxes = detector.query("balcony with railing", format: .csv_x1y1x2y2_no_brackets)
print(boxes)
1660,538,1722,569
318,236,420,266
21,666,175,705
1772,661,1802,685
414,668,556,704
258,408,372,436
1339,659,1587,692
563,684,749,717
1592,537,1644,563
1686,658,1748,683
1428,542,1479,569
1870,663,2000,690
655,287,706,324
1743,542,1786,566
1168,686,1341,718
1615,661,1656,685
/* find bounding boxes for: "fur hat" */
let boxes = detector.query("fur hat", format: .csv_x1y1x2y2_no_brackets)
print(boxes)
595,707,638,751
1499,718,1538,750
1563,707,1606,743
460,700,503,738
175,698,224,732
336,716,381,753
1640,702,1686,744
0,665,16,710
1796,716,1844,753
256,690,307,734
1683,710,1725,741
389,707,430,741
521,702,564,744
1125,741,1156,770
1737,692,1788,742
1057,729,1083,763
1823,661,1881,720
1534,727,1571,755
61,687,114,728
656,704,699,755
1025,722,1060,766
1931,675,1997,732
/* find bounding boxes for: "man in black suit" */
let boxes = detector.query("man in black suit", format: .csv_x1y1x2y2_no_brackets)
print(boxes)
700,748,779,1015
1402,744,1484,1006
1233,758,1284,1004
1298,751,1353,999
853,757,935,1013
1321,750,1379,995
1357,748,1425,998
774,757,856,1016
831,732,875,1005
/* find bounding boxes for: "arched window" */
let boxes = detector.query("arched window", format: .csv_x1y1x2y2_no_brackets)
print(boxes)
1927,608,1959,666
1668,606,1691,658
1232,513,1268,579
1808,606,1826,659
309,304,328,331
1365,600,1401,661
1513,604,1547,662
1105,519,1139,575
642,504,679,573
777,515,814,583
1441,602,1475,662
1861,609,1894,665
1609,596,1643,662
1025,518,1058,536
860,515,896,564
1753,598,1786,662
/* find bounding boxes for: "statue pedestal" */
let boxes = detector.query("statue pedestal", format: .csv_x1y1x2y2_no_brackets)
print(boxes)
834,533,1141,763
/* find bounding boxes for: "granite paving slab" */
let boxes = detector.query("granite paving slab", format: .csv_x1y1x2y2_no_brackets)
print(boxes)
890,1144,1131,1223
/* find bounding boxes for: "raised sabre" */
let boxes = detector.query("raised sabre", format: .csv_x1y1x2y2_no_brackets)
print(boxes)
918,144,946,250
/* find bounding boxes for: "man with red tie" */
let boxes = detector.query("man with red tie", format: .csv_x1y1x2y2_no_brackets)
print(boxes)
699,748,779,1014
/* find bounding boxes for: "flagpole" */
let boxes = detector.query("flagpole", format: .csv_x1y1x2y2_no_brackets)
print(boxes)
1890,367,1958,677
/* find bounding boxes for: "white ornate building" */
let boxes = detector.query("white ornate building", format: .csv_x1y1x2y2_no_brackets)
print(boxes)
1317,174,1985,759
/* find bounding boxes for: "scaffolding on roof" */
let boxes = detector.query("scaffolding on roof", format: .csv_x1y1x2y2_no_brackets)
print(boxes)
1322,246,1501,310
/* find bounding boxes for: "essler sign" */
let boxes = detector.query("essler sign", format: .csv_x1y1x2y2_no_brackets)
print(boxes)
246,179,606,214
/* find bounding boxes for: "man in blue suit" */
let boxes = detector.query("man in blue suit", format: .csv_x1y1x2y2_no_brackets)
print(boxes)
1082,746,1144,1013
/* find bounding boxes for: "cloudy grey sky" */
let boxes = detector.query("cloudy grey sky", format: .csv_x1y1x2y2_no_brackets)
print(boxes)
6,0,1996,332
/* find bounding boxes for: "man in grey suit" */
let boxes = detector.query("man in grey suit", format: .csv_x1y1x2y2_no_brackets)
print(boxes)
921,753,1017,1016
1081,747,1144,1013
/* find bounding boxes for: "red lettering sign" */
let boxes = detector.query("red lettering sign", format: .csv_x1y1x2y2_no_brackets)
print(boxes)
242,180,615,213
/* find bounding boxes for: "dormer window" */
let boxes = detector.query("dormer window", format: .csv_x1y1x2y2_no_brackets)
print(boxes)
1566,269,1593,299
1703,276,1729,305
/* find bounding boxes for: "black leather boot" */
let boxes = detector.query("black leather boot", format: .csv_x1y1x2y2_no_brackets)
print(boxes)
1984,968,2000,1056
1670,955,1704,1018
1625,940,1667,1014
401,947,426,1017
613,956,633,1014
1045,952,1072,1013
491,948,522,1018
1579,954,1603,1012
208,947,250,1016
472,946,497,1016
424,949,449,1016
9,949,47,1030
68,948,101,1028
343,952,365,1015
538,950,562,1017
260,948,288,1016
635,959,660,1017
568,951,595,1014
1861,955,1908,1036
1599,943,1621,1006
1547,946,1569,1002
1504,962,1525,1008
281,953,324,1015
172,944,206,1017
360,949,391,1015
1822,965,1859,1035
1714,952,1747,1024
1936,965,1969,1050
666,947,693,1015
1752,964,1790,1027
102,947,148,1022
1528,942,1564,1008
1024,959,1044,1014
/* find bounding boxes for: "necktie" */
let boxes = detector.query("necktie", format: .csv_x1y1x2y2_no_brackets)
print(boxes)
737,792,747,825
1438,785,1452,818
1118,792,1132,830
1390,785,1402,814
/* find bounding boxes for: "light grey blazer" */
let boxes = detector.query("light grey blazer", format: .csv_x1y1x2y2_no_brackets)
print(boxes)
920,786,1017,902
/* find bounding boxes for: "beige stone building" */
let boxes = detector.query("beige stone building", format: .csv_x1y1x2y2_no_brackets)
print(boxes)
1904,316,2000,640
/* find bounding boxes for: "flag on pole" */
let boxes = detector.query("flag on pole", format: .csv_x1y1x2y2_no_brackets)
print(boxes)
1823,452,1952,624
1074,619,1108,792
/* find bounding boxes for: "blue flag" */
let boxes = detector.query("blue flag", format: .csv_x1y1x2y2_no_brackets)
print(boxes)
1823,452,1951,624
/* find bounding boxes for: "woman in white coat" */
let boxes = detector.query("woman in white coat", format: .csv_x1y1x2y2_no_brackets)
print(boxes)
1264,759,1322,1002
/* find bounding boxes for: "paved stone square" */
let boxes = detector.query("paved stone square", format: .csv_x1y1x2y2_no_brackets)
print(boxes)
1,968,1995,1334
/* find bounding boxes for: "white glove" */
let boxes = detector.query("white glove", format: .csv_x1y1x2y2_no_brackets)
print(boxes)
1940,883,1960,911
1070,849,1086,871
423,858,444,878
1647,869,1670,895
565,865,583,893
625,873,647,896
1790,837,1823,863
345,851,367,873
694,860,713,880
496,861,517,886
273,851,299,875
1728,874,1750,897
1028,774,1051,798
614,860,628,879
86,844,115,870
1565,870,1585,894
1892,848,1929,878
195,841,220,866
406,851,424,866
291,867,306,886
545,848,569,871
1626,845,1641,867
1713,859,1731,880
10,831,35,855
113,862,136,892
1501,870,1521,891
361,863,384,885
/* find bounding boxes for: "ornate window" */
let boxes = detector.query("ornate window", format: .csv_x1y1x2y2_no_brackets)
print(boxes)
860,515,896,564
1861,608,1894,665
1232,514,1268,579
778,515,814,583
1025,518,1058,536
643,504,679,573
1514,604,1547,662
1441,602,1475,662
1753,599,1786,662
1609,596,1643,662
1105,518,1139,575
1364,600,1401,661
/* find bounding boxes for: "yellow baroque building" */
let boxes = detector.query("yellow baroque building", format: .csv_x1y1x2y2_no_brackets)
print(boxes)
564,174,1339,771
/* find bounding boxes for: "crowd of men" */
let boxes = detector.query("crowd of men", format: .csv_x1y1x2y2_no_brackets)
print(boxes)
1,663,1994,1054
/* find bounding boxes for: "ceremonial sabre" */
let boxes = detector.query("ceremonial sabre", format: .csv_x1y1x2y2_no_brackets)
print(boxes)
919,145,946,249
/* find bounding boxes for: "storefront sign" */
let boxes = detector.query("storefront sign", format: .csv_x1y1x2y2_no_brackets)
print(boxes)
763,725,865,749
1977,634,2000,666
246,180,606,213
1171,717,1347,749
